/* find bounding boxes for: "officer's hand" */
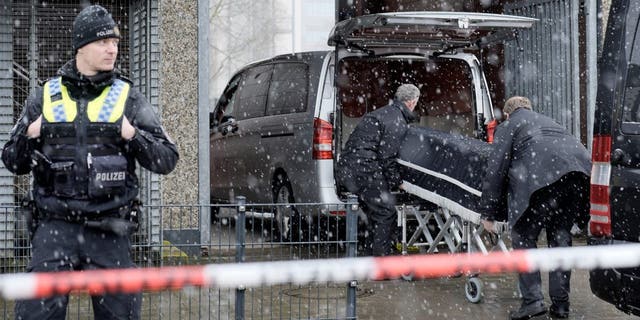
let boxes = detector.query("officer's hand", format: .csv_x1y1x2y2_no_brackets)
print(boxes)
481,219,496,234
121,116,136,140
26,115,42,138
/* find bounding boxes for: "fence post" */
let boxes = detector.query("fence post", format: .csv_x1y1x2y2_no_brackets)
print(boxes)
345,194,358,319
235,196,246,320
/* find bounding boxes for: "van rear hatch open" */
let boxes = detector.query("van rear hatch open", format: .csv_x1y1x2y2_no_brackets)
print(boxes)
328,11,536,140
328,11,536,51
328,11,536,200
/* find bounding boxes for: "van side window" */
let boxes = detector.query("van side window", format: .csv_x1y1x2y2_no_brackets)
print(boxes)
622,16,640,127
623,64,640,124
215,75,242,123
234,64,273,120
322,65,335,100
267,63,309,115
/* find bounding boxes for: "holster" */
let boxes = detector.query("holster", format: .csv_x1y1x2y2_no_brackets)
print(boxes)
84,199,142,236
30,150,53,187
85,218,138,237
20,198,38,240
129,198,142,232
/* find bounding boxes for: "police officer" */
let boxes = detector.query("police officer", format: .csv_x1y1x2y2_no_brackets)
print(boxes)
337,84,419,256
480,96,590,320
2,5,179,319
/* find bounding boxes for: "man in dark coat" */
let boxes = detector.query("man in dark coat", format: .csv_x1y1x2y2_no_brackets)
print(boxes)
337,83,419,256
480,96,590,320
2,5,179,319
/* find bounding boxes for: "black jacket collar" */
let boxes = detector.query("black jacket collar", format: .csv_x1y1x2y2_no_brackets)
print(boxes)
56,59,117,96
393,99,417,123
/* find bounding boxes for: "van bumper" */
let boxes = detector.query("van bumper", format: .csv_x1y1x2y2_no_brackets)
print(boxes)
588,237,640,316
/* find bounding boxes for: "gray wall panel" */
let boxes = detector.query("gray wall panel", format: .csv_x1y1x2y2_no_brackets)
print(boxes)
0,0,15,257
505,0,582,138
131,0,162,247
1,0,14,205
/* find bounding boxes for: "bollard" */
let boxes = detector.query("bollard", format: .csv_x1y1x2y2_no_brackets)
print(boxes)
235,196,246,320
345,194,358,319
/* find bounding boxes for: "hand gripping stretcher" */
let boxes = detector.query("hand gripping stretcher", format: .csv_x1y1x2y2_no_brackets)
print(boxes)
395,126,510,303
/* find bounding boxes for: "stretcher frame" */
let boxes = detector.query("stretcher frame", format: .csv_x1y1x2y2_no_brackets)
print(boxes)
397,180,510,303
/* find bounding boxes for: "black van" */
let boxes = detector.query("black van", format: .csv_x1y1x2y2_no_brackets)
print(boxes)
588,0,640,315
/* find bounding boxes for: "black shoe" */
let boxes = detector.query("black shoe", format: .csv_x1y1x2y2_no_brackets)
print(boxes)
509,301,548,320
549,303,570,318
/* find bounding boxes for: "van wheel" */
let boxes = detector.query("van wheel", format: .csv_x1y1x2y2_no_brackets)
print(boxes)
209,200,220,224
272,173,307,242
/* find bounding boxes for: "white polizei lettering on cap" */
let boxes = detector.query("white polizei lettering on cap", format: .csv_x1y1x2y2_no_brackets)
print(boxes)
96,29,115,37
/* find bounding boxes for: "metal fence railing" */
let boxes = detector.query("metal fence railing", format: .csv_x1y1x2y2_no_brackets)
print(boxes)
0,195,360,319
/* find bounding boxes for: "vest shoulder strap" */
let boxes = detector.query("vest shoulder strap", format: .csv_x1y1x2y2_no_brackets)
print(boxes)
43,77,77,122
97,79,129,122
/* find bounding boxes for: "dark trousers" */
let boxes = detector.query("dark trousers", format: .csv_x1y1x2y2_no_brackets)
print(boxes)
358,182,397,256
511,173,587,307
15,219,141,320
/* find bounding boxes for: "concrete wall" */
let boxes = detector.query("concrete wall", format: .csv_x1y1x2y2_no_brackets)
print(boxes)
159,0,198,211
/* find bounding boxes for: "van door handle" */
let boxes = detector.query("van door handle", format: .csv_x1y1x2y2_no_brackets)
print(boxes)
261,131,294,138
611,148,632,166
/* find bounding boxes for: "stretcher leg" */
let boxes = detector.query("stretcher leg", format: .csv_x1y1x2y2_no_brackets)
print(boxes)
399,207,441,254
396,181,511,301
427,209,460,254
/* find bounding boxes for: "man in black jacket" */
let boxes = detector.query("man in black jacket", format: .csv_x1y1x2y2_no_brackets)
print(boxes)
337,84,419,256
2,5,179,319
480,96,590,320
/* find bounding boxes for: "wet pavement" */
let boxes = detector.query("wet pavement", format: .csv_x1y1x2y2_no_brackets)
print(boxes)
354,235,635,319
356,269,634,319
204,219,636,320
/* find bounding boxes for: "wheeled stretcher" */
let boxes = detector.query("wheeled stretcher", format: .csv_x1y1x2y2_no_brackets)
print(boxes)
396,126,510,303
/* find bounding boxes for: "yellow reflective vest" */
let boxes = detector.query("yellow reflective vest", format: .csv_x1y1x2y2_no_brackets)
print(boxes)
42,76,129,123
39,76,131,200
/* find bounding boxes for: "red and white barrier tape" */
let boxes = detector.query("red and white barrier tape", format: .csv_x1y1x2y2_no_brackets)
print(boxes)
1,243,639,300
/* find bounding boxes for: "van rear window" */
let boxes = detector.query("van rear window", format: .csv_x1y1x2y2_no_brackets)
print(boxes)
337,56,475,141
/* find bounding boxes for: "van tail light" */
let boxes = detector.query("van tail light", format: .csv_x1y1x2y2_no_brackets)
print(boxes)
589,135,612,237
486,119,498,143
313,118,333,160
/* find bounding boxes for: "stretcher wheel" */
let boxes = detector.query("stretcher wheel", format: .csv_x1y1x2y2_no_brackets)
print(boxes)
401,272,414,281
465,277,483,303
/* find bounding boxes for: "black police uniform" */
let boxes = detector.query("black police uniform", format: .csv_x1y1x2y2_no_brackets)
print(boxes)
1,58,179,319
337,99,415,256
